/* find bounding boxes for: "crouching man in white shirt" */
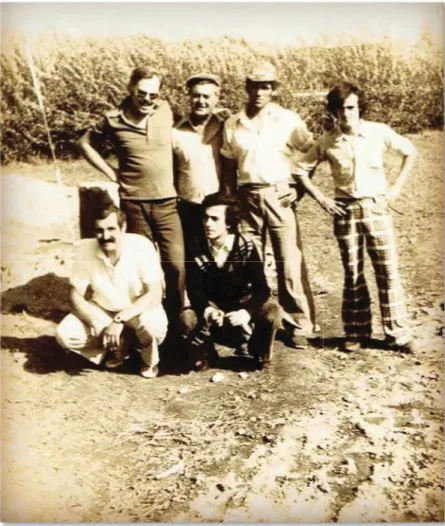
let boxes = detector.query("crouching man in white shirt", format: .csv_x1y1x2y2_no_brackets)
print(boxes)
56,199,168,378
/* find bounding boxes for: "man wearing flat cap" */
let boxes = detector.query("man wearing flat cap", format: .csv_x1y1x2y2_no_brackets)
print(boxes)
221,62,316,350
172,73,231,252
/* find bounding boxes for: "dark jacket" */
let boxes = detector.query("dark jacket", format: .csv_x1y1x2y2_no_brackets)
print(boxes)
187,233,271,316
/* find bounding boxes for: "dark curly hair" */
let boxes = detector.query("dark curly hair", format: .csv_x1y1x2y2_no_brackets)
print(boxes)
201,193,239,233
327,81,367,117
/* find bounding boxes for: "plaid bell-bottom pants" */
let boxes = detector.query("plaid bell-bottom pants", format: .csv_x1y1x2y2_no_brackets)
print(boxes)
334,197,411,345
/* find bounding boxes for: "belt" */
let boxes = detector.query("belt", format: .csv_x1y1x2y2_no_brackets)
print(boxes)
239,182,290,191
335,196,383,202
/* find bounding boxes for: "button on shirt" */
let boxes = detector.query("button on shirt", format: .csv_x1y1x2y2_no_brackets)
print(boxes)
90,98,176,200
70,234,164,313
221,103,313,185
172,113,225,204
294,120,417,198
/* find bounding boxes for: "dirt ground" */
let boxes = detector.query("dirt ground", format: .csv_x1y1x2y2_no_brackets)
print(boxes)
1,130,444,522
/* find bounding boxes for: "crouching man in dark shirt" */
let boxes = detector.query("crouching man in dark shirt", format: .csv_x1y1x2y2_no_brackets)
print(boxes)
180,193,281,371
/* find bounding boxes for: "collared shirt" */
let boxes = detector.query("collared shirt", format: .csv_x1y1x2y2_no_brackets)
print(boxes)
208,234,235,268
172,113,225,204
221,102,313,186
91,98,176,200
70,233,164,313
294,120,417,198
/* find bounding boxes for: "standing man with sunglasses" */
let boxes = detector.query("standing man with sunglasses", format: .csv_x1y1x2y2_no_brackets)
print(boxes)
78,66,185,330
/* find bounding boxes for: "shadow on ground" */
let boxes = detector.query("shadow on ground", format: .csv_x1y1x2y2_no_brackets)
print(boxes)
1,335,97,376
1,273,71,323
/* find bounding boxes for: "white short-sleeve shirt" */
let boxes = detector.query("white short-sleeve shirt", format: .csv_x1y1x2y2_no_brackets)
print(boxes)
70,233,164,312
294,120,417,198
221,103,313,185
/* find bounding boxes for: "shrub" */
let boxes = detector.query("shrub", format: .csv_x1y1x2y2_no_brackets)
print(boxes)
1,34,443,163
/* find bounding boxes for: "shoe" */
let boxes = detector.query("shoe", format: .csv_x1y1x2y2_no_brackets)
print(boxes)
104,344,128,369
234,342,250,357
193,359,211,372
254,356,271,371
387,340,417,353
341,340,361,353
140,364,159,378
286,330,308,350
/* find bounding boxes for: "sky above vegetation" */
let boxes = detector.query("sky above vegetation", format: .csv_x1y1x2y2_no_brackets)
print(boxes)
2,2,443,48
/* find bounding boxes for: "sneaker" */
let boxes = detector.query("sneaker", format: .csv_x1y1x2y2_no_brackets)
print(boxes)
234,342,250,356
341,340,361,353
387,340,417,353
286,330,308,350
140,364,159,378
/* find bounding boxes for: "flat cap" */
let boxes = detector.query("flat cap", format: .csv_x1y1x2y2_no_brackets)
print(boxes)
185,73,221,89
246,62,278,83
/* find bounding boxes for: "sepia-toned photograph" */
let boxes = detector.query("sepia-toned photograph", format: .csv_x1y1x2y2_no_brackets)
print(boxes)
1,1,444,522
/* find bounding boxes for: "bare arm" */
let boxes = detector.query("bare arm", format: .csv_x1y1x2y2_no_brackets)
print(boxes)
298,174,346,216
386,151,417,204
69,287,106,334
78,130,118,183
115,281,163,323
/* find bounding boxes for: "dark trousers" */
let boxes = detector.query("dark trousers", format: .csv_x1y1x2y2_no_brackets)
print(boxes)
178,199,205,261
179,298,281,363
121,198,185,323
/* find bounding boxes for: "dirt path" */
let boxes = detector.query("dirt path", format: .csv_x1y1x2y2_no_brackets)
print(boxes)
1,131,444,522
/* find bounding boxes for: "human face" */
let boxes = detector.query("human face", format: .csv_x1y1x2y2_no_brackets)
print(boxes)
203,205,229,242
130,77,161,116
94,212,125,256
189,83,219,118
246,81,275,110
336,93,360,133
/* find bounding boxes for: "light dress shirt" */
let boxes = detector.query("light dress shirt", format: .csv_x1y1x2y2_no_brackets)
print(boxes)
221,102,313,186
172,113,224,203
294,120,416,198
70,233,165,313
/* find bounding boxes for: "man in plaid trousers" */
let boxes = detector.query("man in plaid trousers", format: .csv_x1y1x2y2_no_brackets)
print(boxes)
294,81,417,352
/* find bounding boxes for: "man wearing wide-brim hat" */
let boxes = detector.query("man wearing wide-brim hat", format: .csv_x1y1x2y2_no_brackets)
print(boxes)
172,72,231,252
220,62,316,349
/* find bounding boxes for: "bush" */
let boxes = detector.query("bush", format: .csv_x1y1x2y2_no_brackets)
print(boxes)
1,34,443,163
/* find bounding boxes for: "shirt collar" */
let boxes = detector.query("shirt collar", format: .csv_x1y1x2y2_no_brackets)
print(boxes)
334,119,369,143
208,233,235,255
115,96,160,126
237,102,281,125
176,112,223,144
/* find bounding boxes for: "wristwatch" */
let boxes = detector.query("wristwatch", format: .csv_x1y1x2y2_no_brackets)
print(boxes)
113,314,123,324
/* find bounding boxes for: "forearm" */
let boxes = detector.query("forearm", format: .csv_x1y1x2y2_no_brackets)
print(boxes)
297,174,327,205
116,284,163,323
70,289,104,330
78,139,118,183
391,153,417,195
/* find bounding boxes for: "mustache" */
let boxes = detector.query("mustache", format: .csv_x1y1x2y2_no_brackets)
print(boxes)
99,238,116,244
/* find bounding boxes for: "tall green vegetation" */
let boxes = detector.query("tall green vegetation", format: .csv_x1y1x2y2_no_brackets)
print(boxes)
1,34,443,163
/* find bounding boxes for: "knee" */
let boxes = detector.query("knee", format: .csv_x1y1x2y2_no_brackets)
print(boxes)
258,300,282,326
55,322,69,349
178,308,199,338
164,259,185,281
